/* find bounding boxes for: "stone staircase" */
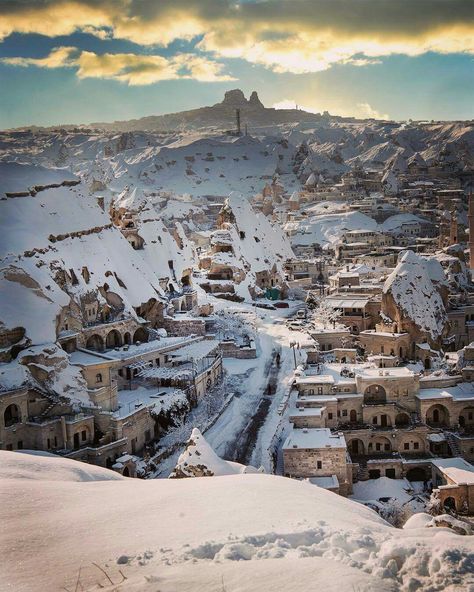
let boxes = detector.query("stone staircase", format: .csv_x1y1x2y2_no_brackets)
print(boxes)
35,391,63,420
445,432,462,457
356,460,369,481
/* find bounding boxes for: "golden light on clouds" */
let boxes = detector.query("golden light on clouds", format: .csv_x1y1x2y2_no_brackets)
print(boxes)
3,47,236,85
0,0,473,82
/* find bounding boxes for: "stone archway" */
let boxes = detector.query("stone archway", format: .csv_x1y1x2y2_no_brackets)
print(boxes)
364,384,387,405
106,329,122,349
459,407,474,428
349,409,357,423
133,327,148,343
86,334,104,351
4,403,21,427
443,496,456,511
426,404,450,428
347,438,365,456
395,412,410,427
123,332,131,345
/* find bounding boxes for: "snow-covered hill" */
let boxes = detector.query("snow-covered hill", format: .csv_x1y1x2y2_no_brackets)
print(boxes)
2,450,473,592
2,91,472,201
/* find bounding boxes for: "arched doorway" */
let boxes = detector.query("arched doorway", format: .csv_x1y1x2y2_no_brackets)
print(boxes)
86,334,104,351
443,497,456,511
123,466,130,477
106,329,122,349
133,327,148,343
372,414,391,427
347,438,365,456
349,409,357,423
4,404,21,427
459,407,474,428
426,404,450,428
364,384,387,405
424,358,431,370
123,332,131,345
395,412,410,427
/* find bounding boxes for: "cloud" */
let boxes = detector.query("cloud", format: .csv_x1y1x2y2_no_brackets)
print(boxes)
356,102,390,120
1,46,235,85
0,1,473,75
272,98,390,120
272,99,320,113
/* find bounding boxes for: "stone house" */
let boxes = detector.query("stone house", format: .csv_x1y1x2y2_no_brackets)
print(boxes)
283,427,352,495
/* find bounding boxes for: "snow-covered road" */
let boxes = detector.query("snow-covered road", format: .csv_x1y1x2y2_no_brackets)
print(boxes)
204,304,308,472
153,301,308,477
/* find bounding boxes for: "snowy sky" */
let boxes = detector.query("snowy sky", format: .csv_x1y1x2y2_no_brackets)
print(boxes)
0,0,473,127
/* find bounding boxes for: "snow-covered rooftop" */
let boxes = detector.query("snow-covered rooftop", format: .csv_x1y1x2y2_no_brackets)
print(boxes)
283,427,346,450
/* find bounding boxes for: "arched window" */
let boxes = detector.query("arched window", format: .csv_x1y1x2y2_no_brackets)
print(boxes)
4,404,21,427
96,373,103,384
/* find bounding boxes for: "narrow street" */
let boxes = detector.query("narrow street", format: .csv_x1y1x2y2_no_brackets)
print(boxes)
230,346,281,465
153,304,307,477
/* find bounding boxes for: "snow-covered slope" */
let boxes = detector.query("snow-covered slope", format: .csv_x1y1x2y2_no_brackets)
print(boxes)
2,451,473,592
383,251,447,340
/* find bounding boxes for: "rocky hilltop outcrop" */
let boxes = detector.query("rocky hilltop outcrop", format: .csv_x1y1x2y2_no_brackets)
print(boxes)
88,89,321,132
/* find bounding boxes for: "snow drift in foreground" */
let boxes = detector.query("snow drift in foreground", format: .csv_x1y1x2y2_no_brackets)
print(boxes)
2,451,473,592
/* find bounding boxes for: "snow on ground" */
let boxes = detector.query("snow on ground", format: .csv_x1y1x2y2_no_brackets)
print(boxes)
351,477,429,514
2,450,473,592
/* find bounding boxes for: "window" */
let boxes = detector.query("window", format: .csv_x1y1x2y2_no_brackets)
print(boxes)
54,436,58,447
328,413,333,419
317,461,322,469
317,387,323,395
404,442,409,450
413,442,419,450
47,438,51,449
376,443,381,451
308,389,314,395
81,430,87,441
384,444,390,451
17,440,23,450
342,409,348,417
96,373,103,383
